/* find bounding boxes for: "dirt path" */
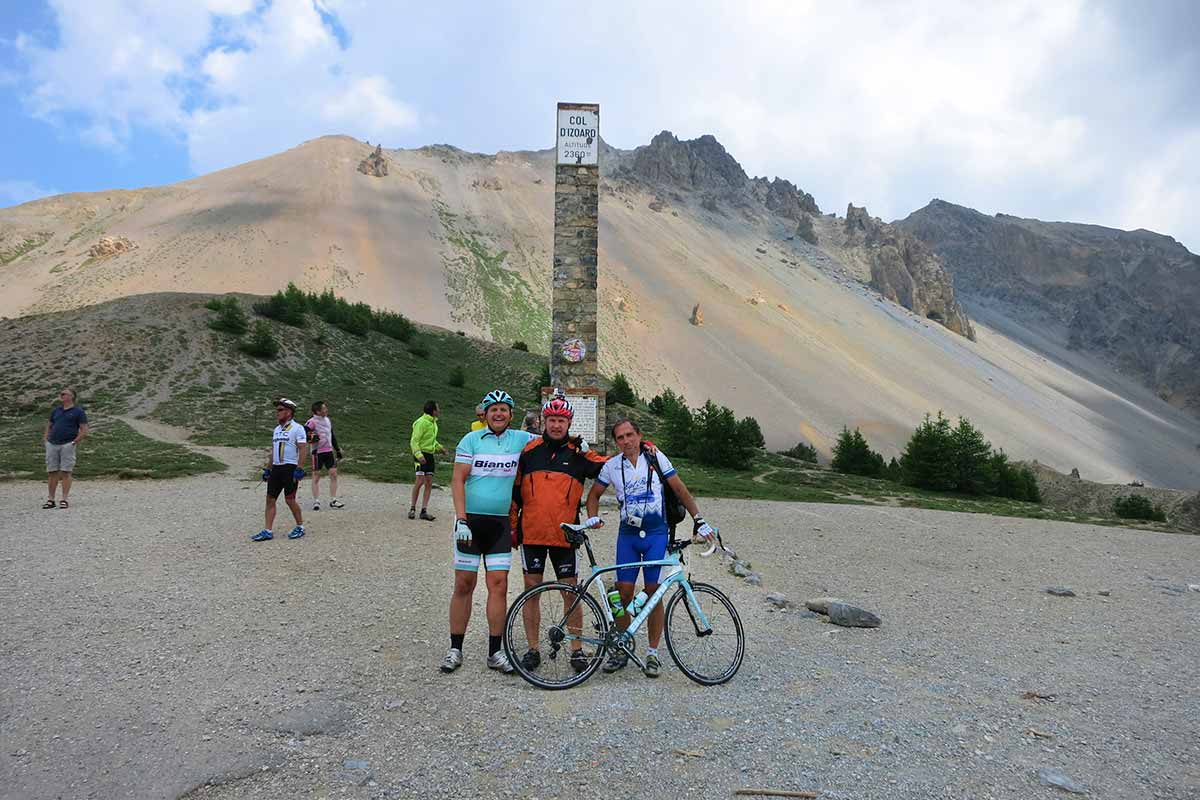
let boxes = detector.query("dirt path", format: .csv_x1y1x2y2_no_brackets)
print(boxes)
752,468,779,484
120,415,261,474
1,476,1197,800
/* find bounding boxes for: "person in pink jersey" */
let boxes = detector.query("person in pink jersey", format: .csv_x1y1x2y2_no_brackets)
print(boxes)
305,400,344,510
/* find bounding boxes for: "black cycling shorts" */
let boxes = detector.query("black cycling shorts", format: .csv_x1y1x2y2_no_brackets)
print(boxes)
267,464,299,499
415,452,436,476
313,451,337,471
453,514,513,572
521,544,577,579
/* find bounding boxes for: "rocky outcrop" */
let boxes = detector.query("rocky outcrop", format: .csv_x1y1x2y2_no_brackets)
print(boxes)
87,236,135,258
628,131,748,193
843,204,975,340
796,213,818,245
899,199,1200,414
620,131,820,224
751,176,820,220
357,144,388,177
690,303,704,326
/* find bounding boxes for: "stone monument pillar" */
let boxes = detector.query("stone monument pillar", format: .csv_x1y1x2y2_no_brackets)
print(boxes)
549,102,604,449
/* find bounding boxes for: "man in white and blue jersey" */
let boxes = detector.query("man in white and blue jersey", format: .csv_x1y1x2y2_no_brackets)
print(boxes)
441,389,540,675
252,398,310,542
585,418,716,678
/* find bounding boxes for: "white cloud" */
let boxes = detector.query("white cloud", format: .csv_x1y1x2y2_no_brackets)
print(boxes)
321,76,418,133
9,0,1199,250
15,0,420,172
0,180,61,208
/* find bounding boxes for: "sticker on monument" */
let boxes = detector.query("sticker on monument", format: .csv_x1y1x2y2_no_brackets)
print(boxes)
561,338,587,363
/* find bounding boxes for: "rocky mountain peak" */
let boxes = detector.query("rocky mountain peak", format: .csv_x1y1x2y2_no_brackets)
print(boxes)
898,198,1200,413
628,130,749,193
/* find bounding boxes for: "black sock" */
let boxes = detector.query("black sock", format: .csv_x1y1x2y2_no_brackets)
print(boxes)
488,635,502,656
450,634,464,651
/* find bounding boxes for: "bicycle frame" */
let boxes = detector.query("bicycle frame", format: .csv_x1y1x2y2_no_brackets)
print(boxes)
559,533,713,664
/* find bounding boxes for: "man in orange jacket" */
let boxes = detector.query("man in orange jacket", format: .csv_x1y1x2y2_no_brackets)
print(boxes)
510,397,607,674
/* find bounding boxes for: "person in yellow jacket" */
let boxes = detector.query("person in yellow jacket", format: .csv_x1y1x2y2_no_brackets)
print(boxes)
409,400,447,520
470,404,486,432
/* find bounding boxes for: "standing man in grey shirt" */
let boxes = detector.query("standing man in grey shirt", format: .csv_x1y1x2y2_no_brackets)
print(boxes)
43,387,88,509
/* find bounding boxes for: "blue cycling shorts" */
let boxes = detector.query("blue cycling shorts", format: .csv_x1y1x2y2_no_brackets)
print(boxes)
615,524,670,584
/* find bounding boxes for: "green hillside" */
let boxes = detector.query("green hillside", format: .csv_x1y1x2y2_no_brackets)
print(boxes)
0,291,1181,532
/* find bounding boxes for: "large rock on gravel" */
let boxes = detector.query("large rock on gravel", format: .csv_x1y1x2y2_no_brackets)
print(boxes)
764,592,789,609
262,698,353,736
1038,767,1088,794
827,602,882,628
805,597,847,614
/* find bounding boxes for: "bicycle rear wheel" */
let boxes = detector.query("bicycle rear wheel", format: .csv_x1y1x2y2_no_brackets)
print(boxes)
504,582,608,690
664,582,744,685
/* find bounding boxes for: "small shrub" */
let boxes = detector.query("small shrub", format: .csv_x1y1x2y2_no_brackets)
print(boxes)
239,320,279,358
831,426,885,477
900,412,955,491
885,456,903,483
656,393,695,456
373,309,414,341
409,344,429,359
1112,494,1166,522
608,373,638,407
691,400,753,469
511,340,529,352
737,415,766,449
448,365,466,387
207,296,248,335
532,362,551,400
782,441,818,463
950,416,993,495
456,330,466,336
253,284,306,327
1019,466,1042,503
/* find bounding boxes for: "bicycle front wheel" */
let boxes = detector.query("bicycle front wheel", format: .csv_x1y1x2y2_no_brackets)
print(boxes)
504,582,608,690
664,582,744,685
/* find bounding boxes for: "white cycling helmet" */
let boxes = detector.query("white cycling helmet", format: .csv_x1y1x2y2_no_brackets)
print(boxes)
275,397,298,411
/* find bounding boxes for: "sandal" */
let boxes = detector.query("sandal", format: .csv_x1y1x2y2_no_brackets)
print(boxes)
43,499,56,509
58,500,68,509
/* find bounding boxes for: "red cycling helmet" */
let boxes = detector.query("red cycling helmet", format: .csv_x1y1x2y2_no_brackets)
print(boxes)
542,397,574,418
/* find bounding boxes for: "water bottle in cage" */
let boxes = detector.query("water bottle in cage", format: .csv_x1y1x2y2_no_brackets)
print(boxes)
627,591,649,616
607,589,625,617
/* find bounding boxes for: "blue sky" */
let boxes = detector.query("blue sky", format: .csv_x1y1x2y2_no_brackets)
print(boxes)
2,0,1198,251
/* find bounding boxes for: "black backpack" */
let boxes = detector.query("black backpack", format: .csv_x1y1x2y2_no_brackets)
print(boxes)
645,449,687,531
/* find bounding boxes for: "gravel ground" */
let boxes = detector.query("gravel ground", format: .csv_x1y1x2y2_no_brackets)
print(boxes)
1,466,1198,800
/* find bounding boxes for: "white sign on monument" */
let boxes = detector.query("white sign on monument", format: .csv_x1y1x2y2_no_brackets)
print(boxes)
556,105,599,166
565,394,599,442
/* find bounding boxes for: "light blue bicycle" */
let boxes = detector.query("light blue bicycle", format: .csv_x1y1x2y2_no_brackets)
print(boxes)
504,522,744,689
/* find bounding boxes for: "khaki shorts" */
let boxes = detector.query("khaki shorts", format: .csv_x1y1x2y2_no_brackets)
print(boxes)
45,441,77,473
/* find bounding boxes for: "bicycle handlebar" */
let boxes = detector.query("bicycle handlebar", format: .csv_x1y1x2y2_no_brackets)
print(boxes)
699,531,735,559
562,521,728,558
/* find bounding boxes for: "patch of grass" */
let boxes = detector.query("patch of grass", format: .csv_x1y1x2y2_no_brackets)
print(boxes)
152,323,545,483
437,202,550,349
0,232,52,266
0,414,224,481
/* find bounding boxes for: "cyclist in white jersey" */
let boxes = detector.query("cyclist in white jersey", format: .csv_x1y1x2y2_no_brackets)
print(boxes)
252,398,310,542
585,417,716,677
